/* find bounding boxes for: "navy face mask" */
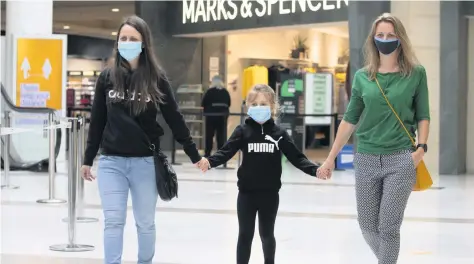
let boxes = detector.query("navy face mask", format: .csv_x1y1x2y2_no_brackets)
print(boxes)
374,37,400,55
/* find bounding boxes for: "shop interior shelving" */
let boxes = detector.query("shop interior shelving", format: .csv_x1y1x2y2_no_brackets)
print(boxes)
67,70,101,108
176,84,205,152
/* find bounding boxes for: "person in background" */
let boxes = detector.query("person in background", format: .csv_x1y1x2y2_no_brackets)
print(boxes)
201,75,231,157
318,13,430,264
199,84,324,264
80,15,205,264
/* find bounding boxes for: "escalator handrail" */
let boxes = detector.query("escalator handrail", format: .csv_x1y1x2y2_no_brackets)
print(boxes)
1,83,57,115
1,83,63,171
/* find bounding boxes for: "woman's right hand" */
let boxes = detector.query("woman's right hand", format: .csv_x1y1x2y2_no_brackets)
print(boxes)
80,165,95,181
317,159,335,180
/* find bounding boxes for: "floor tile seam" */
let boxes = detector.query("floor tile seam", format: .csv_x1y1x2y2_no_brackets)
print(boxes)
1,201,473,224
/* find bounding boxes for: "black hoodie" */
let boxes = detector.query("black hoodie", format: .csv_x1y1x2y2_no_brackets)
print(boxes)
207,118,319,192
83,69,201,166
201,86,231,115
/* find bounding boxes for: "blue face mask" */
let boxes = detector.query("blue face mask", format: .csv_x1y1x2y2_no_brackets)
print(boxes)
248,106,272,124
118,41,142,61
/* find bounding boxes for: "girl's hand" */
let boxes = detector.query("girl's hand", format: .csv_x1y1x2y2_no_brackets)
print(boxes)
317,159,334,180
196,158,210,172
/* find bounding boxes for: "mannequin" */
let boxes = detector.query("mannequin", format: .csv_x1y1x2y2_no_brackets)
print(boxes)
201,76,231,157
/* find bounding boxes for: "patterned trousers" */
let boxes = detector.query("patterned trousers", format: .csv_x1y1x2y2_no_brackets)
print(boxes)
354,150,416,264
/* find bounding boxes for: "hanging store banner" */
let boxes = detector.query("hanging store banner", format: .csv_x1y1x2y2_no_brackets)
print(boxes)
12,35,67,110
170,0,348,35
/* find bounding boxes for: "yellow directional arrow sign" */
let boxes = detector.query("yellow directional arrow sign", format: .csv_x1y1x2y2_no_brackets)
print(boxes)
14,35,67,110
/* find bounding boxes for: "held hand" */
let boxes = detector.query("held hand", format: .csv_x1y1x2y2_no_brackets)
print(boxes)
200,158,210,172
317,159,335,180
411,149,424,168
80,165,95,181
196,157,210,173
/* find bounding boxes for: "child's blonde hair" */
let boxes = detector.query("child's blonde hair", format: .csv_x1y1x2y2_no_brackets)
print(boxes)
246,84,280,118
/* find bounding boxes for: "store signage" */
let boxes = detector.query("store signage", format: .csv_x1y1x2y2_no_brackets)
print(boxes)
182,0,349,24
304,73,333,125
13,35,67,110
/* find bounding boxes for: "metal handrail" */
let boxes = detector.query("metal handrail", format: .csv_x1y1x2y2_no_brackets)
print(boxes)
1,82,62,170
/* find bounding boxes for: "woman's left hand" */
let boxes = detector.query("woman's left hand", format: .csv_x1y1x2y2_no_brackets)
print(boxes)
411,149,424,168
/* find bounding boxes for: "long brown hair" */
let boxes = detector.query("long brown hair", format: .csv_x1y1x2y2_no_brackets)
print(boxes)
363,13,419,80
110,15,165,115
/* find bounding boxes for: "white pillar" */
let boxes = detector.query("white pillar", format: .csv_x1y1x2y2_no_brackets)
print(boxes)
391,0,441,177
5,0,53,98
3,0,57,161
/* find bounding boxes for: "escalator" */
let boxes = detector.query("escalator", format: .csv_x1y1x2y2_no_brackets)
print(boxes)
1,83,62,172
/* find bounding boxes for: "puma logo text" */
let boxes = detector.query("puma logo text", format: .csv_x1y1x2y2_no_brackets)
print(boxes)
248,143,274,153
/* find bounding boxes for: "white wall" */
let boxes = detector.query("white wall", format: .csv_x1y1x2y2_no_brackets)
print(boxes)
67,58,103,71
309,30,349,67
391,1,441,177
466,18,474,173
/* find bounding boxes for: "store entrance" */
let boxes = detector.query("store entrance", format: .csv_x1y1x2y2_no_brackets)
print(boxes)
178,22,352,166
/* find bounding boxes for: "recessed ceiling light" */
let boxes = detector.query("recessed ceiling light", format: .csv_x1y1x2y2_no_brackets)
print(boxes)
63,25,70,29
111,32,117,36
111,8,119,12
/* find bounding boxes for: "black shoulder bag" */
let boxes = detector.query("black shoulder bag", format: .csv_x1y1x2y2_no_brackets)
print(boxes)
134,119,178,202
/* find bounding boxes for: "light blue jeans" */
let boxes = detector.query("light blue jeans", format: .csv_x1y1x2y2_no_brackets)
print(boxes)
97,155,158,264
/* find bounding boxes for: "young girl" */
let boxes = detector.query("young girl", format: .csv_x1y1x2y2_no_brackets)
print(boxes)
199,84,325,264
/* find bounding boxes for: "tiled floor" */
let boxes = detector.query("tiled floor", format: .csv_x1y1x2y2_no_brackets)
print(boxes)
1,160,474,263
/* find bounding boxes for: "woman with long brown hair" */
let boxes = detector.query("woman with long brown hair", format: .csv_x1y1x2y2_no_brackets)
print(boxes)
318,13,430,263
80,16,205,264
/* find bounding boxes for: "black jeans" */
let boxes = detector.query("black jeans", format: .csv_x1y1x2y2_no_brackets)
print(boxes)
237,191,280,264
205,116,227,157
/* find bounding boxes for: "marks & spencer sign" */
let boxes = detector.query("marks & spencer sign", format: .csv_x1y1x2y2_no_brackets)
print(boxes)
169,0,348,35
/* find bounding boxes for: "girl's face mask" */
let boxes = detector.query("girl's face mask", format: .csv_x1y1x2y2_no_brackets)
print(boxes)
247,105,272,124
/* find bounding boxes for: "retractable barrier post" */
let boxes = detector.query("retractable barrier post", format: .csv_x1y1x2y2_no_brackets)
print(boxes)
1,111,19,190
50,118,94,252
37,113,66,204
329,113,336,149
171,139,181,165
331,114,343,171
237,101,245,166
62,116,98,222
216,113,234,170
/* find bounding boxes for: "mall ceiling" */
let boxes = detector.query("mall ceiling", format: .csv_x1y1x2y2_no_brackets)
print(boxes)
0,1,135,40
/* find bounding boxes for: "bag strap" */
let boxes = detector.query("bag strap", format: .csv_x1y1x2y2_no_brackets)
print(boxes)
374,78,416,147
127,114,157,153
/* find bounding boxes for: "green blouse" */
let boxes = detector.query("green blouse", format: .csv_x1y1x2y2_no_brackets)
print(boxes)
343,65,430,154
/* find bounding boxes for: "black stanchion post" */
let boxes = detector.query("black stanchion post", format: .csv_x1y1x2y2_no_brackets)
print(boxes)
171,138,181,165
216,113,234,170
237,101,246,167
333,113,344,171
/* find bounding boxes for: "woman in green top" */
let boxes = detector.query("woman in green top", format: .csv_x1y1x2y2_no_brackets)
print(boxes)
318,13,430,264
